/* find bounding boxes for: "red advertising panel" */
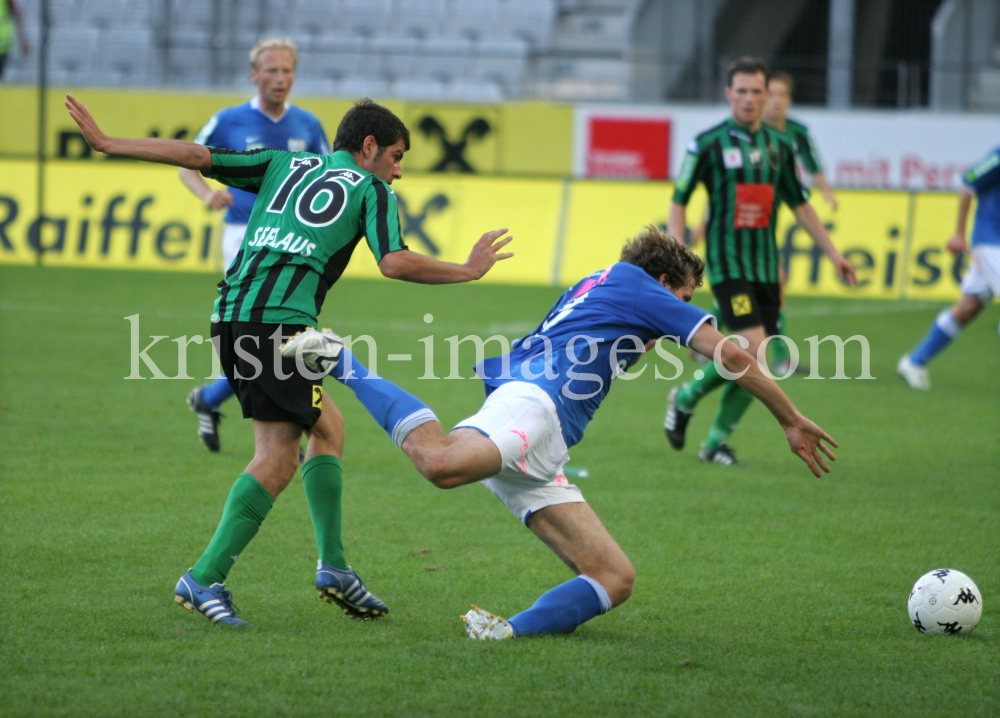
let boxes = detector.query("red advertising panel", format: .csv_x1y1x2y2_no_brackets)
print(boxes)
586,117,671,179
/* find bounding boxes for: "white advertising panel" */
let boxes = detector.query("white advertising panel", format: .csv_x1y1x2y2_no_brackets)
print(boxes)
574,104,999,190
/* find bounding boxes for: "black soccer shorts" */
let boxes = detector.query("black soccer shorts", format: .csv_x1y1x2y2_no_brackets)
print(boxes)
212,321,325,428
711,279,781,337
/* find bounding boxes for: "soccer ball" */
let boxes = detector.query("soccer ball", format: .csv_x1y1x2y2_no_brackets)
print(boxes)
907,568,982,635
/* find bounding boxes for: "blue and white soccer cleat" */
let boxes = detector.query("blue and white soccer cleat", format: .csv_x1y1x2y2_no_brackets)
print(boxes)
174,571,250,626
187,386,222,453
461,605,514,640
280,327,344,376
316,563,388,619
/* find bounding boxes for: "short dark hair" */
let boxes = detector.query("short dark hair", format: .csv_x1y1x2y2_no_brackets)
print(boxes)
769,70,794,97
333,99,410,154
619,225,705,290
727,56,770,87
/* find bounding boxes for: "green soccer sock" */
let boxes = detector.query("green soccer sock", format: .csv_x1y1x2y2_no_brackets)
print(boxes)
677,358,727,412
302,455,348,570
770,310,790,367
703,382,755,451
190,473,274,586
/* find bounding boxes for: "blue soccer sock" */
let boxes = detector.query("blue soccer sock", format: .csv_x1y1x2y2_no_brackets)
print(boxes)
332,349,437,447
202,376,234,410
507,575,612,636
910,309,962,367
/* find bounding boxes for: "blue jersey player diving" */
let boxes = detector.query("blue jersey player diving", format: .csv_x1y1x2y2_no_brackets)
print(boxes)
182,38,330,452
285,225,839,639
898,145,1000,389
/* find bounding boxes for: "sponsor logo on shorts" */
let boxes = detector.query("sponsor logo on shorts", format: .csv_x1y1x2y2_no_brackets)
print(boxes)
731,294,752,316
312,386,323,408
510,429,528,473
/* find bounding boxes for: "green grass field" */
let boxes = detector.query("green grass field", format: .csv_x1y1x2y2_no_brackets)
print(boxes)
2,264,998,718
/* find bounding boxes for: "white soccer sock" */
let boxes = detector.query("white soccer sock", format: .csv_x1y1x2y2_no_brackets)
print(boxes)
936,309,962,338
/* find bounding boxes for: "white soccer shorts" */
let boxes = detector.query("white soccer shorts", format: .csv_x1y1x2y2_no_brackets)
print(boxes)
455,381,585,525
960,245,1000,304
222,223,248,271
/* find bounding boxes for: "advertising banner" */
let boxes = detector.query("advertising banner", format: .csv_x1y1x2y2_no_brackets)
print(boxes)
0,87,574,176
574,104,999,191
0,160,970,302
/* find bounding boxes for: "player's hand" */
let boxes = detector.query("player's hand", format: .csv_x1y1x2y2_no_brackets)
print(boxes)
204,190,233,210
464,228,513,279
823,190,839,212
64,94,110,153
946,233,968,257
833,254,857,287
783,415,838,478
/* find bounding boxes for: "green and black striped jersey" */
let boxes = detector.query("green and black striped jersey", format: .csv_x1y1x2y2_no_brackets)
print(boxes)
204,148,407,325
673,117,808,285
781,117,823,175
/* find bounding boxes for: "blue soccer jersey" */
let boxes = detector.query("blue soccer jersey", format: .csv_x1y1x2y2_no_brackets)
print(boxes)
476,262,714,447
961,146,1000,248
193,96,330,224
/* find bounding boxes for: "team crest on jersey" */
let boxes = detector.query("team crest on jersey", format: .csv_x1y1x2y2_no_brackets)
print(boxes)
731,294,752,316
722,148,743,169
747,149,764,168
767,145,780,169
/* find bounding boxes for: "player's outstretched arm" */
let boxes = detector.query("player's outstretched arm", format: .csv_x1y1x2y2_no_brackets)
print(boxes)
65,94,211,170
793,201,856,286
378,229,513,284
689,323,838,477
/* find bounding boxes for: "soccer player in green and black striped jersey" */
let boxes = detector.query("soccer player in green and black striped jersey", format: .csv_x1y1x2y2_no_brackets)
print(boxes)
66,93,513,625
664,58,855,466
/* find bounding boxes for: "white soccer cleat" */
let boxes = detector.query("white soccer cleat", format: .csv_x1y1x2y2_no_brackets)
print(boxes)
461,605,514,640
280,327,345,376
896,354,930,390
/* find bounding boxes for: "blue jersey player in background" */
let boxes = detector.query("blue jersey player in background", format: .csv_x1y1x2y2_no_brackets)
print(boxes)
284,226,839,640
182,38,330,452
898,146,1000,390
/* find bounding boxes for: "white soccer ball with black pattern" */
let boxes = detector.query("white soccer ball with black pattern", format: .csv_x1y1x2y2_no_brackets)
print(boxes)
907,568,982,635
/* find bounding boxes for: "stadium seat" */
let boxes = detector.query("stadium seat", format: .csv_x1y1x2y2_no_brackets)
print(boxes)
337,0,392,37
445,78,504,102
311,32,366,55
48,26,100,75
418,36,473,79
449,0,499,38
370,34,419,80
471,38,529,88
41,0,80,27
76,0,126,29
289,0,343,37
166,46,213,87
388,77,444,99
290,77,338,96
99,28,155,85
169,0,213,29
296,50,365,81
394,0,447,37
336,76,390,98
498,0,556,47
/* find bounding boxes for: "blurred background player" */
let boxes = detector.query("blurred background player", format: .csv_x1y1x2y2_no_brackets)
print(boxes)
689,70,839,375
0,0,29,80
898,145,1000,389
666,57,855,466
303,226,838,639
182,37,330,453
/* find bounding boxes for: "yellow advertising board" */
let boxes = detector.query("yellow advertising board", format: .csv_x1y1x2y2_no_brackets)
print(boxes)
904,192,967,301
0,87,573,176
0,158,978,303
0,160,562,285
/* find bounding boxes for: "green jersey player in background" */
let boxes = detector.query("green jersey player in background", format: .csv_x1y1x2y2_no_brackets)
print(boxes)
665,57,855,466
65,93,513,626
